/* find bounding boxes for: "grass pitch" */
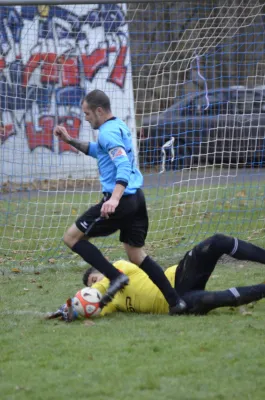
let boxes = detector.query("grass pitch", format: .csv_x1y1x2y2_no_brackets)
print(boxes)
1,172,265,399
1,259,265,400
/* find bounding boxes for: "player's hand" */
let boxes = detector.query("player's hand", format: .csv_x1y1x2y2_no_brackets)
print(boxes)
46,299,78,322
100,198,119,218
46,303,69,321
54,125,72,143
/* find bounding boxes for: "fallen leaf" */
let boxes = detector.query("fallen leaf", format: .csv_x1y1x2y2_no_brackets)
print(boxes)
48,258,56,264
239,306,253,316
83,320,95,327
15,386,25,391
11,268,21,273
248,302,256,309
236,190,246,198
177,207,184,215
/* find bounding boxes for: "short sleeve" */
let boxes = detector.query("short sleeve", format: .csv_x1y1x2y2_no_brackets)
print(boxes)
99,128,125,152
88,142,98,158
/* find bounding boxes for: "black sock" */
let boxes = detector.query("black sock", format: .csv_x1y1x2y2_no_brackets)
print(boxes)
230,284,265,305
72,240,121,281
140,256,180,307
231,238,265,264
184,284,265,314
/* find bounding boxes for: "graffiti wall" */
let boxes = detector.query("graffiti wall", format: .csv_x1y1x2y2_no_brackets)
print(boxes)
0,4,136,184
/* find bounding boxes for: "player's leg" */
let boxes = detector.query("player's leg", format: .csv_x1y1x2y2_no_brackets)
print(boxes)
229,236,265,264
124,243,185,312
66,197,127,285
120,189,186,313
182,284,265,315
174,234,236,295
192,233,265,265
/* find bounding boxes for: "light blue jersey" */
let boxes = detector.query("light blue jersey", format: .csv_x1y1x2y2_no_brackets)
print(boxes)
88,117,143,194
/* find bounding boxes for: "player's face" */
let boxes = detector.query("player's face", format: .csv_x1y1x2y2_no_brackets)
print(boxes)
87,272,104,287
82,101,101,129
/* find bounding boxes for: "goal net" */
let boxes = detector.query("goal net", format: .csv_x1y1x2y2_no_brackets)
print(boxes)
1,0,265,265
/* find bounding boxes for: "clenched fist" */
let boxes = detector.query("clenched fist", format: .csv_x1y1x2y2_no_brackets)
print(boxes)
54,125,71,143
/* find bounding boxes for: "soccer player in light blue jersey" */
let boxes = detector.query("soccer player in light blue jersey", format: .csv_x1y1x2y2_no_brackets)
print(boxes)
54,90,186,314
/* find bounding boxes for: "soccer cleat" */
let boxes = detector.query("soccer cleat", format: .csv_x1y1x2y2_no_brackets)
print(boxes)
169,299,187,315
100,273,129,308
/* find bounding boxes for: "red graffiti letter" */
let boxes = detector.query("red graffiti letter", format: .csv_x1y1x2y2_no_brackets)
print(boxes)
60,56,80,87
0,124,15,145
58,116,81,153
25,116,54,151
82,48,108,81
108,45,127,88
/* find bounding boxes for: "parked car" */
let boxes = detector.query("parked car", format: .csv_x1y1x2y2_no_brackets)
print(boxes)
138,88,265,170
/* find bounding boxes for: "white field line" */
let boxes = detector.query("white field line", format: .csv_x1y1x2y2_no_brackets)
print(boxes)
0,310,49,317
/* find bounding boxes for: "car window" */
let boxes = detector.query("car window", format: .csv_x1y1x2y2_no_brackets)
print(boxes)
183,91,232,116
232,90,265,114
183,95,216,116
237,101,259,114
202,101,231,115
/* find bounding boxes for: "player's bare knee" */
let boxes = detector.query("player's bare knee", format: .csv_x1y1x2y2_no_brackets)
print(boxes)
63,231,80,249
63,224,85,249
63,233,74,248
127,248,146,266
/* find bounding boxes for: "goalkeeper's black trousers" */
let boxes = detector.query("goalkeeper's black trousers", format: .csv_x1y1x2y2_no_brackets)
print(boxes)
182,284,265,315
173,233,265,314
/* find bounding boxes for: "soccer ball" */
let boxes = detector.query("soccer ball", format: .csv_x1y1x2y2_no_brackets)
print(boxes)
72,287,102,318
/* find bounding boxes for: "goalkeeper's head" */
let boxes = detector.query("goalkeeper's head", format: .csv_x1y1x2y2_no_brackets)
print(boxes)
83,267,104,287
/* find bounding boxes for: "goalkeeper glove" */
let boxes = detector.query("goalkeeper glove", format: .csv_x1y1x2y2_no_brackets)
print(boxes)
46,298,79,322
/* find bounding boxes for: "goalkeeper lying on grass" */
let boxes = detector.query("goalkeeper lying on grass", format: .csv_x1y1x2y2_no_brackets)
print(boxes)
48,234,265,321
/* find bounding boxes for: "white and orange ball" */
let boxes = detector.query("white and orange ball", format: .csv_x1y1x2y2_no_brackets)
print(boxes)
72,287,102,318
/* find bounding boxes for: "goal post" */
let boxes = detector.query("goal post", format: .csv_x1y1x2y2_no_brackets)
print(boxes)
1,0,265,264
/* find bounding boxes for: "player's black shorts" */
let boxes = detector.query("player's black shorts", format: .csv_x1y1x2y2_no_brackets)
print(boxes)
75,188,148,247
174,236,224,295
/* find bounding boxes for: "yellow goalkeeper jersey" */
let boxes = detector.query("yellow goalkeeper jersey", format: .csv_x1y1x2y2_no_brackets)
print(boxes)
92,260,177,316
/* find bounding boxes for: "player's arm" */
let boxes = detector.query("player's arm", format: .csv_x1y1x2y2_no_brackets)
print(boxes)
100,133,131,217
100,302,117,316
101,183,125,217
54,125,97,157
108,146,131,188
68,138,89,154
92,278,117,316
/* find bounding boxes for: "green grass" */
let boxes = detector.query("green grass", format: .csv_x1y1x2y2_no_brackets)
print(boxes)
1,177,265,265
1,176,265,399
1,261,265,400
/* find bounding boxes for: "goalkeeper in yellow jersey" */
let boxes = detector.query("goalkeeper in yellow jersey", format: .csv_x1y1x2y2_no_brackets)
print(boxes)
82,233,265,316
48,233,265,320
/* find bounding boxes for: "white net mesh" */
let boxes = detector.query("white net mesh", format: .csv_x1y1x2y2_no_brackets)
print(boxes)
1,1,265,263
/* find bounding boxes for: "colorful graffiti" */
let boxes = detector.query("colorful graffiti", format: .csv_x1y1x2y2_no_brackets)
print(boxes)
0,4,129,152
